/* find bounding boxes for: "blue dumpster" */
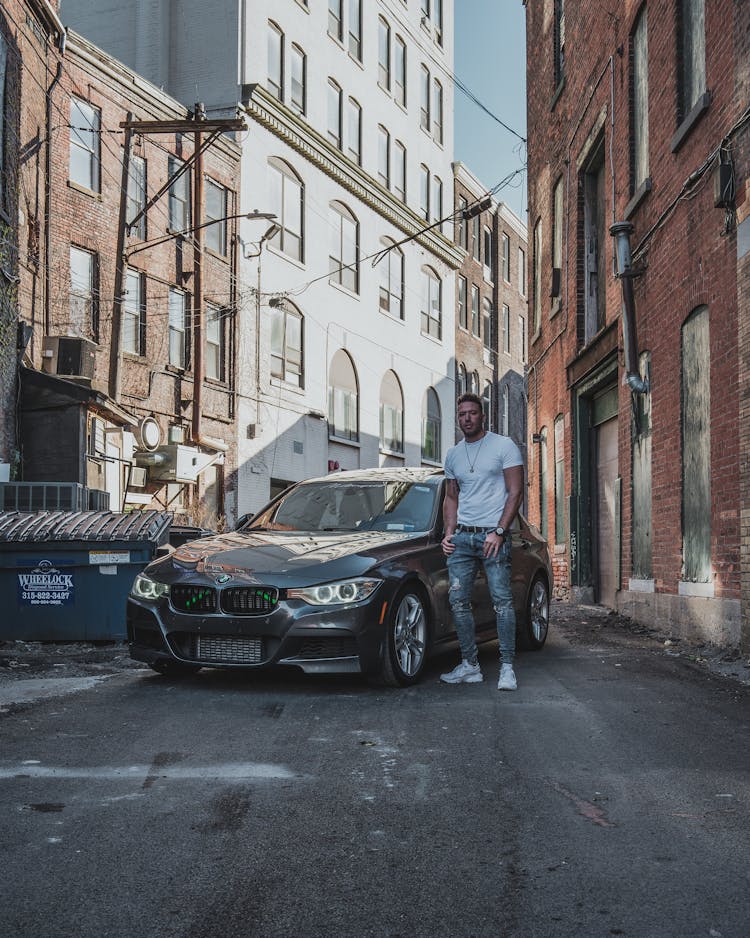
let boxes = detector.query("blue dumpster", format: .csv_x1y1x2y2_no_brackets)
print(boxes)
0,510,171,641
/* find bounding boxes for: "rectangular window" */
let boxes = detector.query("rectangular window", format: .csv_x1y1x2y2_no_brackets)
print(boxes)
552,177,563,301
519,314,527,362
420,65,430,131
432,175,443,225
458,197,468,249
433,80,443,144
482,298,493,350
271,307,303,387
348,0,362,61
682,306,711,582
502,303,510,354
434,0,443,45
419,165,430,221
204,178,227,255
380,403,403,453
483,226,493,281
269,160,303,262
420,270,442,340
328,0,343,41
70,246,96,338
394,141,406,202
290,44,306,115
533,220,542,334
126,155,146,239
518,247,526,295
501,385,509,436
470,284,480,336
378,18,391,90
327,80,342,148
123,268,145,356
472,215,481,262
346,98,361,165
582,136,606,341
502,232,510,281
378,126,390,188
395,37,407,107
554,0,565,88
268,22,284,101
633,7,649,190
458,276,468,330
168,156,190,232
70,97,100,191
329,206,359,293
205,303,223,381
680,0,705,118
168,287,187,368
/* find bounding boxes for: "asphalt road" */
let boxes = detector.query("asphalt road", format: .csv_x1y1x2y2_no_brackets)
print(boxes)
1,607,749,938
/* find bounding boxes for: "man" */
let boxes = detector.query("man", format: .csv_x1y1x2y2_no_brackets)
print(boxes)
440,392,524,690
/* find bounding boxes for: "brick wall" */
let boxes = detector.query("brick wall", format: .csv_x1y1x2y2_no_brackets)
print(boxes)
526,0,745,636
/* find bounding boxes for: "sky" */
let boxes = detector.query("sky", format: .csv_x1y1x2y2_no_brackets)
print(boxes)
454,0,527,221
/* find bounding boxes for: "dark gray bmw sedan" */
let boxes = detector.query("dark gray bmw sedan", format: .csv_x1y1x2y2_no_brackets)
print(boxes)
127,467,552,686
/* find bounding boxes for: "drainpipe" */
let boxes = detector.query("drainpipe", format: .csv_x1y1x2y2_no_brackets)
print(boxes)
610,221,648,395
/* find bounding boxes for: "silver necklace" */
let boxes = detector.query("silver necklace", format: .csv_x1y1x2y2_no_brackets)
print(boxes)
464,434,485,473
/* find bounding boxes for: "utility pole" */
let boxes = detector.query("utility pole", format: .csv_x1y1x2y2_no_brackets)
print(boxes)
114,109,246,443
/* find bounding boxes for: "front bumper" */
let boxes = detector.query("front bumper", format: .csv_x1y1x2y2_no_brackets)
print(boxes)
127,590,389,675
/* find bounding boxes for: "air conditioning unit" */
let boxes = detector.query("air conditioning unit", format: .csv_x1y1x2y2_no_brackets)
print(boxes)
0,481,88,511
87,488,111,511
129,466,148,488
42,336,97,379
137,444,216,484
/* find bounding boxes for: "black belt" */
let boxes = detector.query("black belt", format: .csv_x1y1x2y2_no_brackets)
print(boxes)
456,524,495,533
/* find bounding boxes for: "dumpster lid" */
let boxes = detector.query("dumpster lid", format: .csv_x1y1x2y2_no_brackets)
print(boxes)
0,510,173,544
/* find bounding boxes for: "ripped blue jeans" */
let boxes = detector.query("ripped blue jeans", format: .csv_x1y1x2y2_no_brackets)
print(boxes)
447,530,516,666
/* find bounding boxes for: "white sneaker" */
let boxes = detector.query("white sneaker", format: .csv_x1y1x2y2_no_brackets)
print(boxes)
497,663,517,691
440,659,483,684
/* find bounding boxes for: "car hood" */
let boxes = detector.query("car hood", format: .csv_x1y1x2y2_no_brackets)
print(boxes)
152,528,427,587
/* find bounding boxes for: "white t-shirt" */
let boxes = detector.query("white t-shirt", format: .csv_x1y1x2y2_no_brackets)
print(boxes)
444,431,523,527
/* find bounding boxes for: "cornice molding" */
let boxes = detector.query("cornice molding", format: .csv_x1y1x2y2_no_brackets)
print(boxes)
244,85,463,270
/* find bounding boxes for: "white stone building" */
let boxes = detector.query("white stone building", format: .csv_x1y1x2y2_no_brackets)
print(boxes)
60,0,462,520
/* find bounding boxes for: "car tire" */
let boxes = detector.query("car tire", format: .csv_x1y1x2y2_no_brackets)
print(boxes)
518,576,549,651
376,586,429,687
148,660,202,678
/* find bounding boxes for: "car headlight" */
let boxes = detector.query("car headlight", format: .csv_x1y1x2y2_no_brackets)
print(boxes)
130,573,170,601
287,577,382,606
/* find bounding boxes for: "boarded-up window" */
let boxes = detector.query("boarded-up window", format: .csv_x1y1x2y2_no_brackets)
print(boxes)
681,307,710,582
632,351,652,578
554,415,565,543
539,427,549,541
582,136,606,342
633,7,649,190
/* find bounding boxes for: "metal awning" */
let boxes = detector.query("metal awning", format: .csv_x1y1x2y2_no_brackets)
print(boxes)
0,510,172,543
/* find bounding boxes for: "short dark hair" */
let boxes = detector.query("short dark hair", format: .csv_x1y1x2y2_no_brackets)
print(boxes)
456,392,484,412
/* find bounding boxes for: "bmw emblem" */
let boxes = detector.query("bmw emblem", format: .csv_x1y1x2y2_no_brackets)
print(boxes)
215,573,231,584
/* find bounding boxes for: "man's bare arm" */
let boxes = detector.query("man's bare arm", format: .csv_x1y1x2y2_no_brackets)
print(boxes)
498,465,524,530
443,479,459,536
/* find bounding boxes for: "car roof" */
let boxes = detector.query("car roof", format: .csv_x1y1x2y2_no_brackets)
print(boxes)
301,467,444,485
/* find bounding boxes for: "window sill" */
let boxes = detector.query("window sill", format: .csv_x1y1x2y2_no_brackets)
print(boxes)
270,376,304,394
348,52,364,70
379,308,406,324
205,376,230,390
379,446,404,459
549,296,562,319
329,279,361,300
267,243,305,270
420,330,443,346
204,246,229,263
67,180,102,201
671,91,711,153
624,177,652,219
328,434,360,448
531,325,543,345
293,0,309,11
122,351,147,362
420,457,442,468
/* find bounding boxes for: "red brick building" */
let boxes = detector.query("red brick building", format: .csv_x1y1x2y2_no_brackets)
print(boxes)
5,11,242,524
525,0,749,648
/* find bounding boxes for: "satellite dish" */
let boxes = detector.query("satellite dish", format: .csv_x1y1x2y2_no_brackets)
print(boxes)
136,416,162,452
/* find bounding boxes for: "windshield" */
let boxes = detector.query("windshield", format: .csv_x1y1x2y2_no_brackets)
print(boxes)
249,479,439,533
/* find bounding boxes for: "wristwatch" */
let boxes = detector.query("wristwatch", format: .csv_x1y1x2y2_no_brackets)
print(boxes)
495,526,506,538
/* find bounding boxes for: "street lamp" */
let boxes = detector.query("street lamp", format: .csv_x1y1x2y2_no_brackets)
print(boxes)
244,223,282,403
124,211,277,259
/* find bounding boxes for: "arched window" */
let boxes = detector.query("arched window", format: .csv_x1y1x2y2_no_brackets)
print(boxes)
420,266,441,340
457,362,467,397
290,43,306,115
327,78,342,148
329,202,359,293
268,158,303,261
380,370,404,453
271,301,304,387
421,387,442,462
378,238,404,319
328,349,359,441
470,370,480,395
346,97,361,164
